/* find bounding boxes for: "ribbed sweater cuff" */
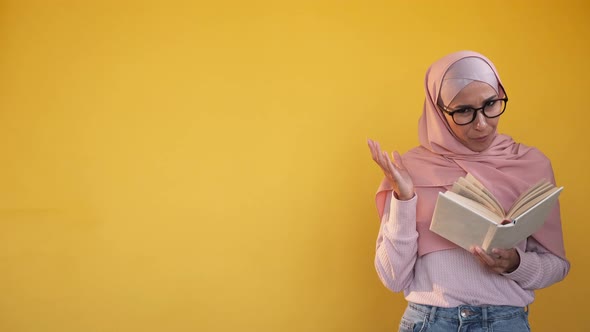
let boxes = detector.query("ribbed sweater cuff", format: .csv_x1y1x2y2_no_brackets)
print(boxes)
502,246,540,283
384,192,418,238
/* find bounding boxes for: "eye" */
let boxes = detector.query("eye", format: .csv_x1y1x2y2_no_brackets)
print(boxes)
485,100,497,107
454,108,474,114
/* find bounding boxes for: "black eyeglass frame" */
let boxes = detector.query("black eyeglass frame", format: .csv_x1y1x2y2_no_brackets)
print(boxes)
440,97,509,126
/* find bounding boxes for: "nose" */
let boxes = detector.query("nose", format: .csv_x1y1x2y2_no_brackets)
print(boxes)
474,110,488,130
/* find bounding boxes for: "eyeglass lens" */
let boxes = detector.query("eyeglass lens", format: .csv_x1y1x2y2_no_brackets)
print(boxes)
453,100,506,125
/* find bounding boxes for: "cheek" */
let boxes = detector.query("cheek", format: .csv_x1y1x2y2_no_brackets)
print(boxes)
444,115,464,136
448,123,469,139
457,128,471,141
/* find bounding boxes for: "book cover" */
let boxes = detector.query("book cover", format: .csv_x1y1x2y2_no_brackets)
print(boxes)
429,175,563,253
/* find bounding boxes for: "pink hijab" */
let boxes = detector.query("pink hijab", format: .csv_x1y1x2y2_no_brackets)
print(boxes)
375,50,566,259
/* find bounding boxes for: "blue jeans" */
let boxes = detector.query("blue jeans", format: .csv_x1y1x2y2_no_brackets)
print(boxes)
399,302,530,332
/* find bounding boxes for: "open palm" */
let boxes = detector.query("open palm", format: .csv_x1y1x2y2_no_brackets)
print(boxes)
368,139,415,200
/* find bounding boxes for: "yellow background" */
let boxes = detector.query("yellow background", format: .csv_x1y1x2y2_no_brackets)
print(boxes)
1,1,588,331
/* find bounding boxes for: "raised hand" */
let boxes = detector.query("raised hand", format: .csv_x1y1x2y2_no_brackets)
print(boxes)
367,139,415,200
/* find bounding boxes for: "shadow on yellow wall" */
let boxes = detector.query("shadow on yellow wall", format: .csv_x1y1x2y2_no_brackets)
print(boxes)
0,1,588,331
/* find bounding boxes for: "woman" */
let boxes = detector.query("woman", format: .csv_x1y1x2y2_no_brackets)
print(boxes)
367,51,569,331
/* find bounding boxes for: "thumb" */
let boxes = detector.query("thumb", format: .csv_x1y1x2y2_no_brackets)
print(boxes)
392,151,406,170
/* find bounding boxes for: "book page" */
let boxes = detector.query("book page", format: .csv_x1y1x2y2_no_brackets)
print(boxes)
487,187,562,249
451,177,503,217
451,178,494,215
506,180,555,217
506,180,552,217
507,186,561,220
464,174,505,217
506,182,552,217
443,191,503,223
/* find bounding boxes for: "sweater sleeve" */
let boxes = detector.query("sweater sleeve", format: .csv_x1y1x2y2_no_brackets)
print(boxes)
502,236,570,289
374,191,419,292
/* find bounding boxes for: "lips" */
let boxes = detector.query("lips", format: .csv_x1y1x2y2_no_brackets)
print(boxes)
472,135,489,141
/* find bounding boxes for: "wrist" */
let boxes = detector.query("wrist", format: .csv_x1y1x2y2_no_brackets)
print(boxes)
506,250,521,273
394,191,415,201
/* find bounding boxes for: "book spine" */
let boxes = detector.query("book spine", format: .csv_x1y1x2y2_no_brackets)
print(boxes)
481,225,499,253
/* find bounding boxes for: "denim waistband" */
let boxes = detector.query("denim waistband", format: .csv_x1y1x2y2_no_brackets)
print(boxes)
408,302,527,322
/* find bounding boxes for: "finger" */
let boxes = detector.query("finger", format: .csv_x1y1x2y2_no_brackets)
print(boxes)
379,151,390,174
493,248,519,271
375,141,383,156
367,140,378,160
392,151,406,170
383,150,394,168
491,248,510,259
384,151,401,179
390,151,400,169
469,246,494,268
472,249,489,266
491,249,503,260
475,247,496,266
378,149,389,169
475,254,489,267
370,141,383,164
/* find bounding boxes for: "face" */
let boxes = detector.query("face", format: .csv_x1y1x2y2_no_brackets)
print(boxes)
442,81,501,152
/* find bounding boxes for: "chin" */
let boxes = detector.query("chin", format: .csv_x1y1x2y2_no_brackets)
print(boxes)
466,140,493,152
465,133,496,152
463,139,493,152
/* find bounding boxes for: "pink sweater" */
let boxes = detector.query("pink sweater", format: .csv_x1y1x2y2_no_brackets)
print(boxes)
375,192,570,307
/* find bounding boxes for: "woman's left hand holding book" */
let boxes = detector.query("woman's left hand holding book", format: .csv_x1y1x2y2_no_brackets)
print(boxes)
471,246,520,274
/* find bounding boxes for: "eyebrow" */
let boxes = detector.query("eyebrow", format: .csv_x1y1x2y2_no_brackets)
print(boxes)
451,95,498,109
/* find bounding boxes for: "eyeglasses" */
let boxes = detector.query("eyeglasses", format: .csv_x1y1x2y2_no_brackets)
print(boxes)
440,97,508,125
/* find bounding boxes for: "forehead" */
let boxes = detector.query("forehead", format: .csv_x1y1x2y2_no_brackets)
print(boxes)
448,81,497,107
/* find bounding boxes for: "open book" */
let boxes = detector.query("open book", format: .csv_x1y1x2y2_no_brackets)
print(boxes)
429,174,563,253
